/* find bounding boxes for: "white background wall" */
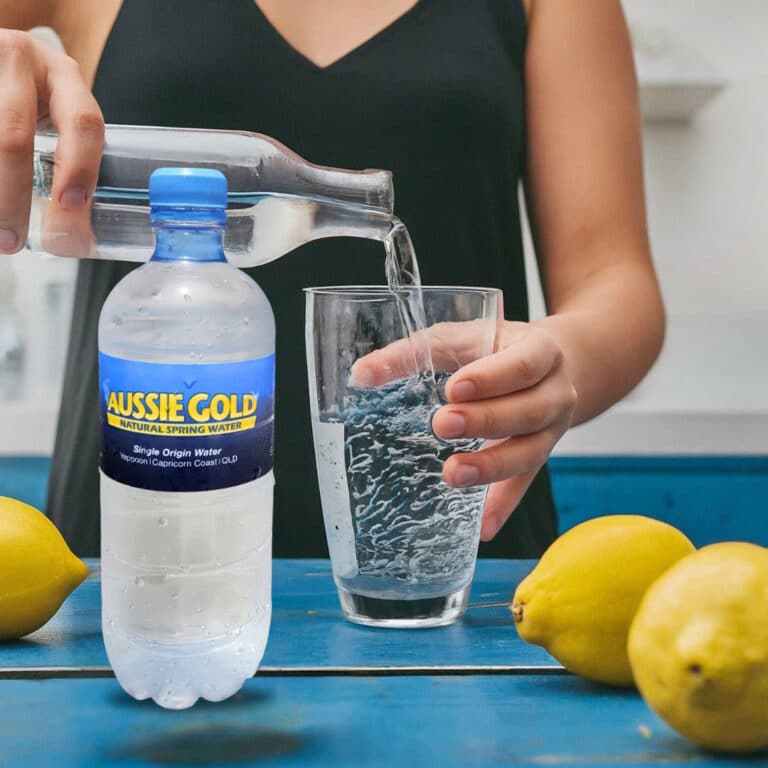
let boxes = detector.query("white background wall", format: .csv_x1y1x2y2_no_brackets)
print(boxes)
550,0,768,454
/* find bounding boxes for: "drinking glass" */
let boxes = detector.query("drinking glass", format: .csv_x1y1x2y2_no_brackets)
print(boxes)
305,286,502,627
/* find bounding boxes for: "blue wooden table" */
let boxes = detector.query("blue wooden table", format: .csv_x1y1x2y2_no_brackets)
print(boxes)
0,560,758,767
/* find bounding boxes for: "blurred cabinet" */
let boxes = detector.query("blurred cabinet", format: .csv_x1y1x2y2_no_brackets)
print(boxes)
0,253,76,455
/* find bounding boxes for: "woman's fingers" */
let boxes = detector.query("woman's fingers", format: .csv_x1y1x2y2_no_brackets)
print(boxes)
0,30,104,254
44,51,104,210
444,325,562,403
349,319,497,387
442,428,560,488
432,371,577,440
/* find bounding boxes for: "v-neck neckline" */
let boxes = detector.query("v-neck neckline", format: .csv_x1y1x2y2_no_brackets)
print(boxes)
251,0,432,73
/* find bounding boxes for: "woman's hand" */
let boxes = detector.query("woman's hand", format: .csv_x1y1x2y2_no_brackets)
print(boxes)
0,28,104,254
350,318,577,542
431,322,576,541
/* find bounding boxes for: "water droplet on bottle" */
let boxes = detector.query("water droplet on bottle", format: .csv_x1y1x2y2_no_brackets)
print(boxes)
242,317,249,326
201,624,207,631
134,576,145,587
158,517,168,527
129,603,135,610
112,315,124,327
184,294,192,303
171,592,179,600
137,306,147,314
151,287,160,297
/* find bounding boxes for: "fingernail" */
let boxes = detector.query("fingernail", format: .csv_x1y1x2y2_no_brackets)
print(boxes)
60,186,87,209
0,229,18,253
435,411,465,439
349,361,376,387
451,380,476,401
452,464,480,487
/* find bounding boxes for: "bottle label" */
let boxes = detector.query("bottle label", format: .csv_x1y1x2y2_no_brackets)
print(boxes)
99,352,274,492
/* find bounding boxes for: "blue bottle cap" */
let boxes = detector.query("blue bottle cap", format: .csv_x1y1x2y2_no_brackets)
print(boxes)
149,168,227,223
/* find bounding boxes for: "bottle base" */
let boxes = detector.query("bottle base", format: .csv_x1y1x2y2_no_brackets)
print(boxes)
103,612,270,709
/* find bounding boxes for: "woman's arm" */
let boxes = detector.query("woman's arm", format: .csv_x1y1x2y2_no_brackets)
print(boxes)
524,0,664,424
0,1,55,31
430,0,664,540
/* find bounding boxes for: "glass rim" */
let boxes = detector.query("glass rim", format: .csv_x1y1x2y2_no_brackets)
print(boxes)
303,285,501,297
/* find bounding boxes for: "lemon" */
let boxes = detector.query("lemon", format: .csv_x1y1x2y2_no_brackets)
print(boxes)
511,514,695,686
0,496,89,640
628,542,768,753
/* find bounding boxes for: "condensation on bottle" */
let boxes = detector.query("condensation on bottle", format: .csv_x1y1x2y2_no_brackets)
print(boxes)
98,168,275,709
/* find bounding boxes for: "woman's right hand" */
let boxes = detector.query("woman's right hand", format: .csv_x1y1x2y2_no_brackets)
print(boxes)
0,28,104,254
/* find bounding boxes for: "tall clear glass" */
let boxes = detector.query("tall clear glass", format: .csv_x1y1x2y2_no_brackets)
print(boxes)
305,286,502,627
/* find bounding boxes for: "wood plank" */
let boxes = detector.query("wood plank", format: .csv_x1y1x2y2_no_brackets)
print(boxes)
0,559,558,673
0,675,758,768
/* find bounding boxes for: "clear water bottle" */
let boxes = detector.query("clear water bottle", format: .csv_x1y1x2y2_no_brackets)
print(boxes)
98,168,275,709
30,124,394,267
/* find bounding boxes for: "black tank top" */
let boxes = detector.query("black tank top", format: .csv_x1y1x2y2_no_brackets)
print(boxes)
47,0,558,558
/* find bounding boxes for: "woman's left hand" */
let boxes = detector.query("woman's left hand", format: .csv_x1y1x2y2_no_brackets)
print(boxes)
431,321,576,541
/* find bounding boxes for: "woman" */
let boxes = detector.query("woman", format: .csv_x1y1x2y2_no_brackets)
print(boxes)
0,0,664,557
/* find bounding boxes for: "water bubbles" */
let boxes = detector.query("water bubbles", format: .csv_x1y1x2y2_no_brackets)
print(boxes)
329,373,484,590
134,576,145,587
183,294,192,303
171,592,179,600
112,314,124,327
137,305,147,314
242,317,250,326
151,287,161,298
158,517,168,527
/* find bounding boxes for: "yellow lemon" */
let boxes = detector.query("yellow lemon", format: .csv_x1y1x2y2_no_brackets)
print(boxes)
628,542,768,753
511,515,695,686
0,496,89,640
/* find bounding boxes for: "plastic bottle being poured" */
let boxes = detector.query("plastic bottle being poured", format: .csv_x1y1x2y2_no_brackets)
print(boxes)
29,123,397,267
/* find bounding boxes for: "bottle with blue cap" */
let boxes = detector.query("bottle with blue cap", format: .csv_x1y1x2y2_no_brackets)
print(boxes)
98,167,275,709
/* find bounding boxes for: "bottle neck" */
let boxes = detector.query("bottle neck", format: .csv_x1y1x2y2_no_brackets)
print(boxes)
151,222,226,263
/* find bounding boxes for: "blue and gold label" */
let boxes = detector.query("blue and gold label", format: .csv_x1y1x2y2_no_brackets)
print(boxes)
99,352,274,492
